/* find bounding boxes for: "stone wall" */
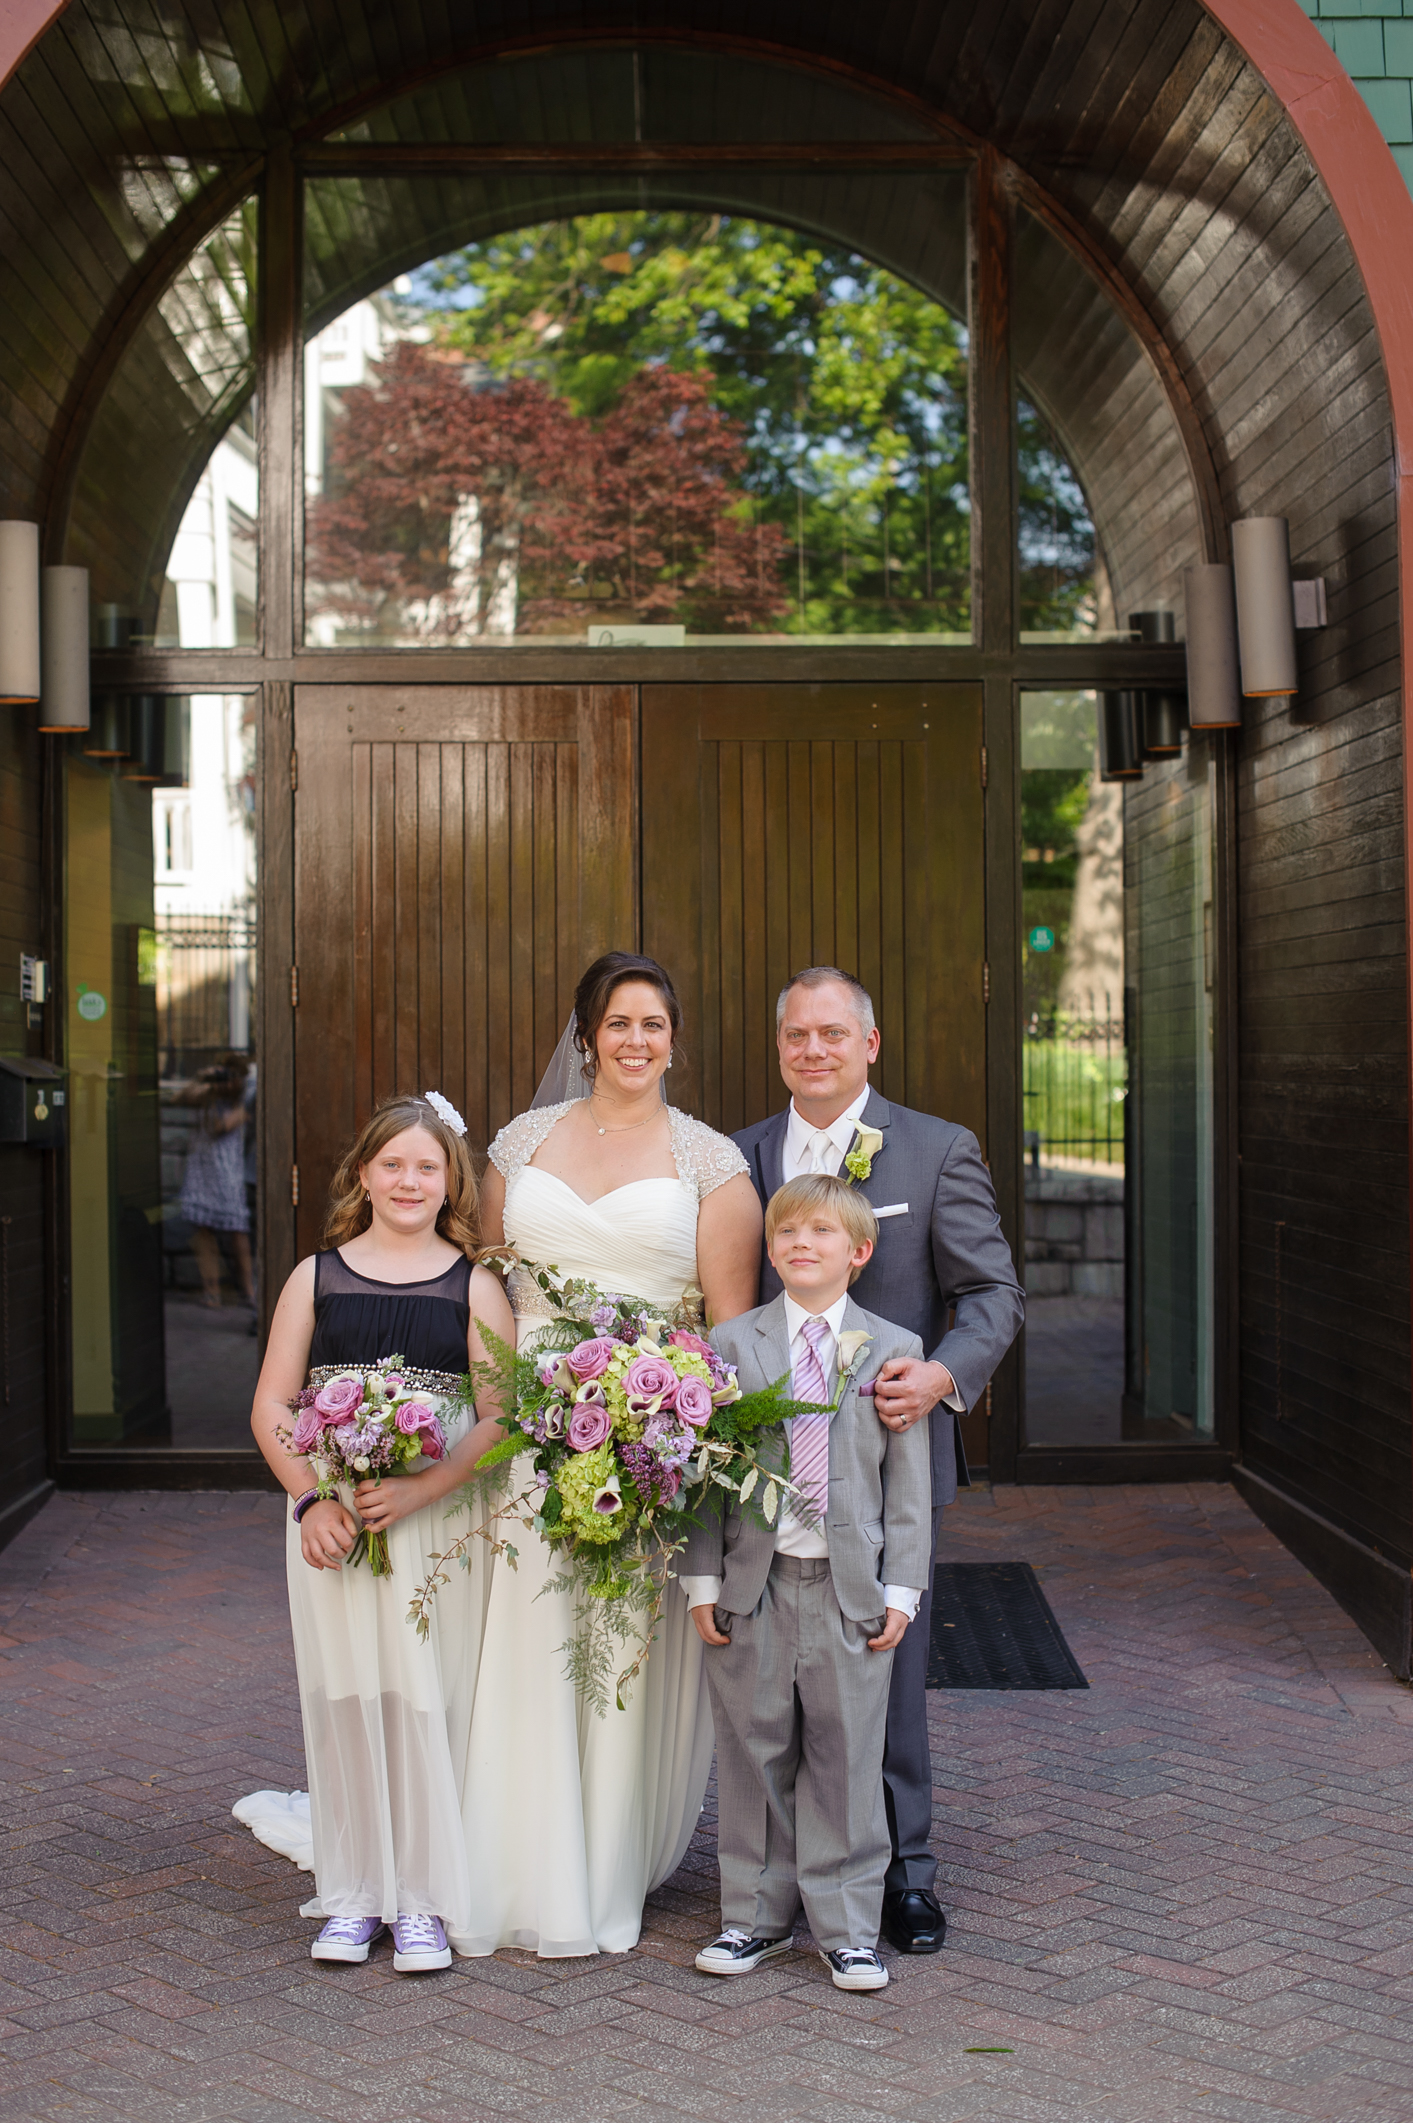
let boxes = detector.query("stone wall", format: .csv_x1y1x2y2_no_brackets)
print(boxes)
1024,1166,1124,1301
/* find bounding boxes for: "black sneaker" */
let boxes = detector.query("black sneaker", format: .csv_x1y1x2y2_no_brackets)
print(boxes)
695,1927,792,1975
821,1946,889,1991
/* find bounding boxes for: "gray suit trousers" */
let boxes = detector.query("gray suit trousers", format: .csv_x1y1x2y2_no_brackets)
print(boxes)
703,1555,895,1953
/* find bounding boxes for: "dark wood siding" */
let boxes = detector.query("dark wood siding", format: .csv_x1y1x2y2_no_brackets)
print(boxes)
0,719,51,1527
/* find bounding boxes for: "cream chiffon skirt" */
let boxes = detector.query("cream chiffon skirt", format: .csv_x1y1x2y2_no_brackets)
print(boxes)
278,1404,493,1935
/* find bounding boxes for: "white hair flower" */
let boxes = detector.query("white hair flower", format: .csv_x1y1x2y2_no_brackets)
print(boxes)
423,1090,466,1138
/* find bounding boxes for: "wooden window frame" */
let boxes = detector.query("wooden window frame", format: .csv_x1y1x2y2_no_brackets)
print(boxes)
57,131,1236,1487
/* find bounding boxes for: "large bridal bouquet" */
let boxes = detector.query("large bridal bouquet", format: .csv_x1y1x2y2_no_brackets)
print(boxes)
409,1269,844,1713
286,1357,448,1577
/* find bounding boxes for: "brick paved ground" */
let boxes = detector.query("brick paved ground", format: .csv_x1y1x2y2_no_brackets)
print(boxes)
1,1483,1412,2123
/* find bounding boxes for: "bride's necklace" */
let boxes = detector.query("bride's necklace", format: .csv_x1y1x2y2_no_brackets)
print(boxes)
589,1094,661,1137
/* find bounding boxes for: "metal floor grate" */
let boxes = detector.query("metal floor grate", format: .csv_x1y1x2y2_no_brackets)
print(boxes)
927,1560,1088,1690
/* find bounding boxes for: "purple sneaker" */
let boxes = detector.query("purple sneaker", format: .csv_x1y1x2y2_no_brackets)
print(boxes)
391,1912,452,1971
311,1915,385,1963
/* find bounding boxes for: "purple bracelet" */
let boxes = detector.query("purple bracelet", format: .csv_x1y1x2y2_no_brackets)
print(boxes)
291,1488,322,1522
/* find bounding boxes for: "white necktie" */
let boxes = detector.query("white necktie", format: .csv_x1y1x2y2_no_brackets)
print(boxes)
810,1130,835,1174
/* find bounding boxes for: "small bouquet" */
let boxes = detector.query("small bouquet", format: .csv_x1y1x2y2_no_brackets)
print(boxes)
410,1270,864,1713
286,1356,448,1577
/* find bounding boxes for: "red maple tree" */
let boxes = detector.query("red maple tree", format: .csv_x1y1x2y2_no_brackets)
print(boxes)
306,342,789,637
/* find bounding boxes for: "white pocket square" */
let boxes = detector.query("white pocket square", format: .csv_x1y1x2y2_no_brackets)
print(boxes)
873,1202,909,1218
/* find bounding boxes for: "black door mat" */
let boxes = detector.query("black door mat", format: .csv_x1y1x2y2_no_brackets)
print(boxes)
927,1561,1088,1690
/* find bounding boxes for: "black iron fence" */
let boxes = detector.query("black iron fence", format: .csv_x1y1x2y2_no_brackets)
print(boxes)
1023,1000,1126,1168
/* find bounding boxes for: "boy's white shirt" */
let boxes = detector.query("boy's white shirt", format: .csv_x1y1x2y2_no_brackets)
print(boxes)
682,1287,923,1620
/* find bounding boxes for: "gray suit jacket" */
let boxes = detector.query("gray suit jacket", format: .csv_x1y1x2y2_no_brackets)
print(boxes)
733,1090,1025,1505
683,1294,933,1625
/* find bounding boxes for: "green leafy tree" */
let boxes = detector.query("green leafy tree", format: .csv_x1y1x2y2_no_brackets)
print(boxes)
414,212,972,635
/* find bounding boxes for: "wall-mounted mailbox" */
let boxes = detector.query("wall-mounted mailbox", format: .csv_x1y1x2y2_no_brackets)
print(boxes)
0,1056,66,1145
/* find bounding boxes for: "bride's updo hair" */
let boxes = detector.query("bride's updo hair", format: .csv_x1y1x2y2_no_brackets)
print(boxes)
573,952,683,1081
323,1094,481,1255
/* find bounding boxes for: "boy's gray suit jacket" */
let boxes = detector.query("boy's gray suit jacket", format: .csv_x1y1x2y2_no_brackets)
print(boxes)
682,1294,933,1625
732,1091,1025,1505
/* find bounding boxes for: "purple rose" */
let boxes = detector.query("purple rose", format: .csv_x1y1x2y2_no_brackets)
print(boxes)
291,1406,323,1455
624,1355,678,1406
674,1375,714,1427
418,1425,446,1463
395,1400,436,1435
566,1337,616,1382
667,1330,714,1361
567,1402,612,1452
313,1374,363,1424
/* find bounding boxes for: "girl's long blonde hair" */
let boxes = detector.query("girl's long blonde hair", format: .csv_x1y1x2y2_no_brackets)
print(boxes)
322,1095,481,1257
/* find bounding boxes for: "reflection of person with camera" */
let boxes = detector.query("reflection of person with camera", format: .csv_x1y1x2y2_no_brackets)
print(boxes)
174,1052,255,1312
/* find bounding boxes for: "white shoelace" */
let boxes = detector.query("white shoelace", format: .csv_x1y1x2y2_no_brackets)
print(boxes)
834,1948,881,1968
715,1928,752,1946
321,1916,376,1941
395,1914,442,1945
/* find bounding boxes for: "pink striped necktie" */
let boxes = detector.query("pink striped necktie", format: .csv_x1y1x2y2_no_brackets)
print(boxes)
789,1317,833,1521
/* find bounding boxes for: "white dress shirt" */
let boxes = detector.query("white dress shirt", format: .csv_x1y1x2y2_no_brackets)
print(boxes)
781,1086,872,1183
681,1289,923,1620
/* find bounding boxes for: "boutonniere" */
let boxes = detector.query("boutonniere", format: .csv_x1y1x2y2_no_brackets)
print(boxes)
843,1123,884,1185
833,1331,874,1406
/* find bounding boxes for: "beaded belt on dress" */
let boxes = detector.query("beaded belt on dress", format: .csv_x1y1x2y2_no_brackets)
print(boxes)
306,1362,465,1395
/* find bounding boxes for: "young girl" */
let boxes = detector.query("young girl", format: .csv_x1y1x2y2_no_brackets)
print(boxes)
250,1091,512,1971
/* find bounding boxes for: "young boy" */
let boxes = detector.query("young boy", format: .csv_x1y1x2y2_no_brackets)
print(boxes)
683,1173,933,1993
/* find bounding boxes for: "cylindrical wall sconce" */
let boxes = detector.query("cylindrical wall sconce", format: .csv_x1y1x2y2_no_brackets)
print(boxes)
37,566,90,733
1231,517,1298,696
1183,564,1243,728
121,695,165,781
0,522,41,703
84,694,132,757
1099,690,1143,781
1143,691,1187,757
159,696,190,785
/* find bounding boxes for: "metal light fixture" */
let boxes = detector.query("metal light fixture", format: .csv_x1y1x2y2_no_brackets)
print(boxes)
1099,690,1143,781
120,695,164,781
37,565,90,733
84,693,132,757
1182,564,1243,728
1126,611,1188,759
0,521,41,703
1231,517,1298,697
158,696,190,786
1143,690,1187,757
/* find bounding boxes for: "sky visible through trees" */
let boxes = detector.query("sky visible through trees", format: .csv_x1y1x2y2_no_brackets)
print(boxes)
306,210,1097,641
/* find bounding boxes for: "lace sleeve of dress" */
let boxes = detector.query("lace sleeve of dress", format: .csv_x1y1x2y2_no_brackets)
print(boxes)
667,1108,750,1201
486,1102,571,1183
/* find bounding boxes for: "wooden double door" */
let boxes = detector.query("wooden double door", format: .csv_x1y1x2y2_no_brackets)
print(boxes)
292,681,985,1256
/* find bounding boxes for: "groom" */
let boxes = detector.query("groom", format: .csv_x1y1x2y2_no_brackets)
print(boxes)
733,966,1024,1955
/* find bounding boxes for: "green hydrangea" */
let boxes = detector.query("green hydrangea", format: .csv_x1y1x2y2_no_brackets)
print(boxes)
557,1443,637,1545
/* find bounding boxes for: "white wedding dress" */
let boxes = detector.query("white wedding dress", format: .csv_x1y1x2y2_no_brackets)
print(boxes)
452,1100,748,1956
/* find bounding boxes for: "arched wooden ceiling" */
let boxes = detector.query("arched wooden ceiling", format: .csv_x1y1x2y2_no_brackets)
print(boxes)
0,0,1393,712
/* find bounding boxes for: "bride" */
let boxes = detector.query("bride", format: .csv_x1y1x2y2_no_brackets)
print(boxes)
458,950,763,1957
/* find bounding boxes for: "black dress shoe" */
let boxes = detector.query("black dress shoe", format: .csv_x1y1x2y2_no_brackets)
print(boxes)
881,1888,947,1954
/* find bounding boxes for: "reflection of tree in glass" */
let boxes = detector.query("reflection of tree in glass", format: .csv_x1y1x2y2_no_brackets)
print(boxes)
1017,396,1096,636
1022,767,1092,1015
414,212,971,636
306,344,790,637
